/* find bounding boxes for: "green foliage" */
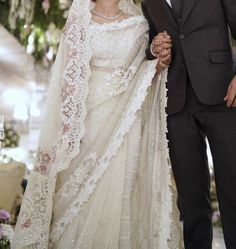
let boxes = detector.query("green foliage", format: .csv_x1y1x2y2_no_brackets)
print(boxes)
0,0,11,28
0,0,68,62
32,0,66,30
0,236,11,249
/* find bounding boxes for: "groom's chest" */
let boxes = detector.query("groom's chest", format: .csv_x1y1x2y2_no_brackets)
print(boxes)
147,0,225,34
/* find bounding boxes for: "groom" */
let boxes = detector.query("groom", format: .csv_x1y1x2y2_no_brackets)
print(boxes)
142,0,236,248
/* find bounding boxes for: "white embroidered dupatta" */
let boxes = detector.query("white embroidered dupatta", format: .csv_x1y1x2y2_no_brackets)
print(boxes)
12,1,182,248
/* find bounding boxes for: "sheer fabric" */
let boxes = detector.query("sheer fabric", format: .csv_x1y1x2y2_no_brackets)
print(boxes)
12,1,183,249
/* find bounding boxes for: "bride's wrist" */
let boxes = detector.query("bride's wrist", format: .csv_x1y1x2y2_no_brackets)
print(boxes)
150,41,159,58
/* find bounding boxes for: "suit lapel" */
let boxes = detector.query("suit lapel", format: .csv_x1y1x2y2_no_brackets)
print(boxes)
181,0,197,25
149,0,179,32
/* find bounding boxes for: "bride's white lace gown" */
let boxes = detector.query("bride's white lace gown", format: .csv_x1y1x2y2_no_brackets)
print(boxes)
12,2,182,249
49,16,181,249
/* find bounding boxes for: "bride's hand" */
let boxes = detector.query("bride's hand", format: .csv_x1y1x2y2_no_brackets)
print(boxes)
156,49,171,73
151,31,172,58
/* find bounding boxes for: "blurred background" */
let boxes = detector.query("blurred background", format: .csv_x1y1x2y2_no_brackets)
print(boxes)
0,0,235,248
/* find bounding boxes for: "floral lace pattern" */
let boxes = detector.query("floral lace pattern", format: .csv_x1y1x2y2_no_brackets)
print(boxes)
58,153,98,200
34,149,52,175
13,1,183,248
50,61,157,243
50,15,151,243
151,71,183,248
13,0,92,248
13,2,148,248
103,66,137,96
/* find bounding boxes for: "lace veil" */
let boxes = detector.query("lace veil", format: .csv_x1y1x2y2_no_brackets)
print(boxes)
12,1,151,249
13,0,183,248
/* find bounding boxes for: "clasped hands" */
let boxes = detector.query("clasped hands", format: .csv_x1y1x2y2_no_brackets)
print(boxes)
151,31,172,73
151,32,236,107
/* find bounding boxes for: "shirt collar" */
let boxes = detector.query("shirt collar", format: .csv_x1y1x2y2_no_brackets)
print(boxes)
166,0,172,7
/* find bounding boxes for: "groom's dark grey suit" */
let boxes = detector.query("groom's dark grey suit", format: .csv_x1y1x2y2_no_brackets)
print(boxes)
142,0,236,248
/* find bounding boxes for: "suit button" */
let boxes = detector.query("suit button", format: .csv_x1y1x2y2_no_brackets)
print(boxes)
179,34,185,40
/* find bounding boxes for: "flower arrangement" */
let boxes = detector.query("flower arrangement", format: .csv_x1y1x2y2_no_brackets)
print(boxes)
1,123,20,148
0,210,14,249
211,175,222,227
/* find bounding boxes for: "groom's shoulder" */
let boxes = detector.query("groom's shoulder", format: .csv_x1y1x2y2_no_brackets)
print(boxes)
141,0,156,9
142,0,152,6
142,0,154,4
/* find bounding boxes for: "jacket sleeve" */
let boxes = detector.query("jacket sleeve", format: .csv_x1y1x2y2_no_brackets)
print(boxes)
221,0,236,39
141,1,158,60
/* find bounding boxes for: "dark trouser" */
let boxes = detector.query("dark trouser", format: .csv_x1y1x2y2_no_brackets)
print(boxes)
167,80,236,249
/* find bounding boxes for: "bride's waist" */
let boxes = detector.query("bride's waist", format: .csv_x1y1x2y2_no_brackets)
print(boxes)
88,66,130,100
89,68,112,84
90,64,116,73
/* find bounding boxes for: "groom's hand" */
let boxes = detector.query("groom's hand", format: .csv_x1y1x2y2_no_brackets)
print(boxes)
151,32,172,72
156,53,172,73
224,75,236,107
151,31,172,62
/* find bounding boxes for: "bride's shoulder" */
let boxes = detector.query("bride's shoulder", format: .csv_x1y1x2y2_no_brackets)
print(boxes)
119,13,148,27
90,14,148,32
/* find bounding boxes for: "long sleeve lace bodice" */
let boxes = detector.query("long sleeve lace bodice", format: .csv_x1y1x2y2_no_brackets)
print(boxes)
90,15,149,72
88,16,150,100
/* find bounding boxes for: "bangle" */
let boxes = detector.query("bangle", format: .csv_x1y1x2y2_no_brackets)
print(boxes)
150,41,158,58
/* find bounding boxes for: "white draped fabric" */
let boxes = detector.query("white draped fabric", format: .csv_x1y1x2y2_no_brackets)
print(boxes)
12,1,183,249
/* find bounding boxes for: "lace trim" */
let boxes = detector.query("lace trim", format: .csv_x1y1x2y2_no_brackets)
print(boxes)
153,70,183,248
12,0,92,248
34,149,52,175
58,153,98,200
50,61,157,243
57,7,92,169
118,0,142,16
12,1,155,249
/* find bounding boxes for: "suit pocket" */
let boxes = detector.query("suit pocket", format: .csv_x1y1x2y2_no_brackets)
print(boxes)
209,50,234,64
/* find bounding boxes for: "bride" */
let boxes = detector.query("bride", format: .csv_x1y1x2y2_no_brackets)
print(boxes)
13,0,182,248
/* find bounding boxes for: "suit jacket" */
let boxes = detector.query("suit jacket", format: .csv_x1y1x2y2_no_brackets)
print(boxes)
142,0,236,114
